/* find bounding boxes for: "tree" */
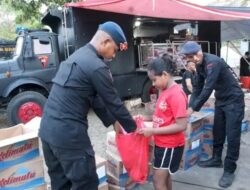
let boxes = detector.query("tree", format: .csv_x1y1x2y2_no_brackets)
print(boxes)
0,3,16,39
0,0,72,39
3,0,71,28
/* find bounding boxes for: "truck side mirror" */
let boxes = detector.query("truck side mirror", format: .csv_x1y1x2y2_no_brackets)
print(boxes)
23,35,34,58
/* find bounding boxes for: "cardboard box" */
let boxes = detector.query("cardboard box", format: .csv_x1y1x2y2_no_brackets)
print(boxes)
200,109,214,160
106,131,120,157
27,184,47,190
107,161,153,187
98,182,109,190
106,151,126,179
201,139,213,160
184,131,202,151
180,131,203,170
23,117,41,133
0,124,23,141
245,107,250,121
180,147,200,170
124,98,142,111
0,157,45,189
107,172,130,187
202,111,214,126
95,155,107,185
244,93,250,121
185,120,203,138
0,120,40,170
241,120,249,133
203,124,213,141
108,183,126,190
202,96,215,109
186,111,211,138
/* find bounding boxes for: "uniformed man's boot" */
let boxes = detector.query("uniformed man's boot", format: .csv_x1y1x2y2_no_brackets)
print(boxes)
198,156,223,168
219,171,235,188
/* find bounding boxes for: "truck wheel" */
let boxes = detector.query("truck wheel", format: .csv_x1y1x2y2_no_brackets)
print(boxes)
141,81,153,103
7,91,47,125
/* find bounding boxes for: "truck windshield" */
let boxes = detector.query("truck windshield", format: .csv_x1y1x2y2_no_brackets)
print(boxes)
14,37,23,57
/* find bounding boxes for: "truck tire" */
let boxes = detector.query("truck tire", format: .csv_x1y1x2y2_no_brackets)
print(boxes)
141,80,153,103
7,91,47,126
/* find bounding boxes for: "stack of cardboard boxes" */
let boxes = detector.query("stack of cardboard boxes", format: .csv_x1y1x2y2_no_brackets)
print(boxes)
201,112,214,160
106,131,132,189
96,156,109,190
0,117,46,190
106,131,154,189
180,111,213,170
199,95,215,162
0,117,109,190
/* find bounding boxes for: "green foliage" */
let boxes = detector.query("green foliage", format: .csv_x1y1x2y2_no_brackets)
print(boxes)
3,0,70,27
0,3,16,40
0,0,71,39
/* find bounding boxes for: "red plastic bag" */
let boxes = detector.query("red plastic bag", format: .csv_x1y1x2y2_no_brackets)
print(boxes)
116,117,150,184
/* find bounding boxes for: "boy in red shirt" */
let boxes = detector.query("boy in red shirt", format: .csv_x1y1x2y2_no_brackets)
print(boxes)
138,57,188,190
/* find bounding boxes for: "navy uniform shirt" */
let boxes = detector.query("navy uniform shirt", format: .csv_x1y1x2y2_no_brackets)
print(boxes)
189,53,244,111
39,44,136,155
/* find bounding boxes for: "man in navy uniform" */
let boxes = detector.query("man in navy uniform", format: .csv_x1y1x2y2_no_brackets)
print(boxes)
180,41,244,188
39,21,136,190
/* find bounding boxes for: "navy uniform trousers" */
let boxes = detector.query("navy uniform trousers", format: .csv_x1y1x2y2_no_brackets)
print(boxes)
41,140,99,190
213,99,245,173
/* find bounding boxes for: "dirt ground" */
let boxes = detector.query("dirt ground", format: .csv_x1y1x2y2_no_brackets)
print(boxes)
0,112,10,129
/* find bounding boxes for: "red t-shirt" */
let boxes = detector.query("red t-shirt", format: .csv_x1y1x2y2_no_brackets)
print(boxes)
153,83,187,148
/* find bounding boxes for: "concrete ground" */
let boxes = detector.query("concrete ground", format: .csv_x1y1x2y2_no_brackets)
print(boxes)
1,109,249,190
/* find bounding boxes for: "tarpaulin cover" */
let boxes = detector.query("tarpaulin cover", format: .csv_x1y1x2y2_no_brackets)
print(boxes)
65,0,250,21
221,20,250,41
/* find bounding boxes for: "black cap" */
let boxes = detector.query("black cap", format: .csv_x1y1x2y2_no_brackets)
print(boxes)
98,21,127,49
180,41,201,55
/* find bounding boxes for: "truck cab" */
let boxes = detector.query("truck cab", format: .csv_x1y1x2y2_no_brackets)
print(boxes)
0,30,59,125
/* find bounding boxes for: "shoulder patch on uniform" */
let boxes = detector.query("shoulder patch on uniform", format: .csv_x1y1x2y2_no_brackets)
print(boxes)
207,63,214,68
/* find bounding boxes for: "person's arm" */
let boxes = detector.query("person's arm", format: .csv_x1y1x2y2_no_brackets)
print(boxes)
90,67,136,133
191,61,221,112
189,69,204,109
184,71,193,94
91,95,116,127
138,117,187,137
92,96,122,133
185,78,193,93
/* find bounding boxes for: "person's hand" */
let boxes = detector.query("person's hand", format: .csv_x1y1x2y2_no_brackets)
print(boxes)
187,108,194,117
113,121,122,134
137,128,154,137
133,114,144,120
